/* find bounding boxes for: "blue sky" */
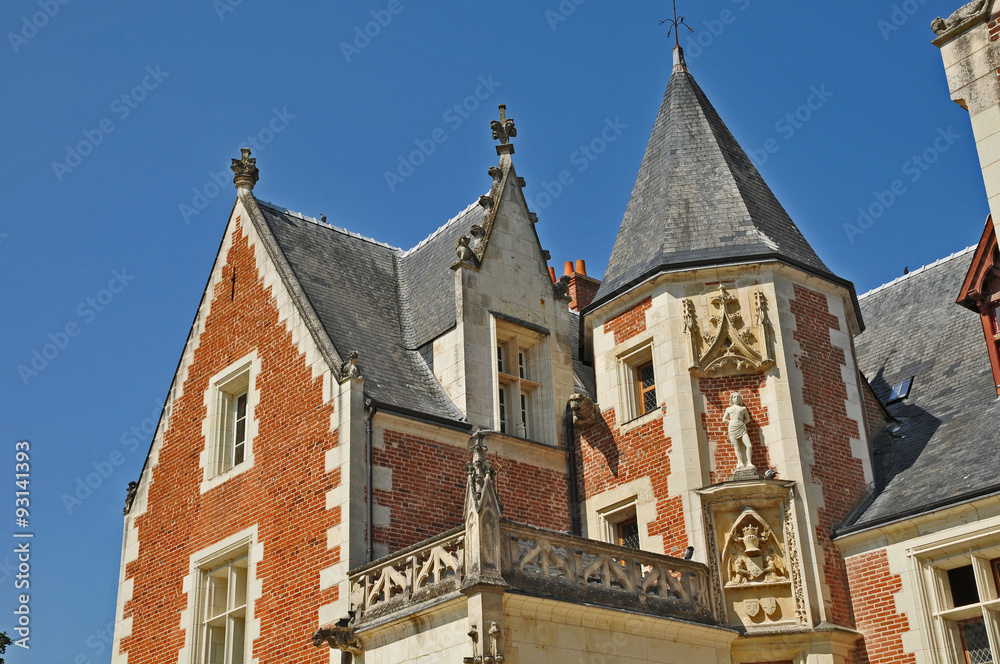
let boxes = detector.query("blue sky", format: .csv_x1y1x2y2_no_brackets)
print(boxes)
0,0,987,662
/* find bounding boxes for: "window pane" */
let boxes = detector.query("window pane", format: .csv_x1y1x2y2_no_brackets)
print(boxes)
518,352,526,379
962,619,993,664
643,388,657,414
498,389,506,433
229,617,246,664
496,346,504,373
207,624,226,664
236,393,247,419
640,364,655,389
617,519,640,550
950,565,981,607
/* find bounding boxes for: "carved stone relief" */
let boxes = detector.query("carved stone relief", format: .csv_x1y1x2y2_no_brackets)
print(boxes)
697,481,807,630
682,285,774,377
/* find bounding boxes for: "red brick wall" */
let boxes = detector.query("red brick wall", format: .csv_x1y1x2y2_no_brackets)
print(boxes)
568,274,601,312
791,284,868,628
698,374,771,484
121,218,341,664
603,297,652,345
374,430,571,553
577,409,687,557
845,549,915,664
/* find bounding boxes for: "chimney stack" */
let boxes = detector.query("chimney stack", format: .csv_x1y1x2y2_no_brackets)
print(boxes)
561,259,601,312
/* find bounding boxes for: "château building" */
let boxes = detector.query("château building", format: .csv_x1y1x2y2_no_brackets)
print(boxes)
111,3,1000,663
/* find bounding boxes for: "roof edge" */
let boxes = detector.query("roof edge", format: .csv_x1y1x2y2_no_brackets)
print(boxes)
583,253,865,333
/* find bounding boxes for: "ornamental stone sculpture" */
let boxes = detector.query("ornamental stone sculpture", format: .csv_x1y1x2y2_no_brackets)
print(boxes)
341,350,362,380
231,147,259,190
722,391,757,479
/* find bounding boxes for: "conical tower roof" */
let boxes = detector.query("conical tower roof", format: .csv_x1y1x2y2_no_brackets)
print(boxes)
594,49,837,304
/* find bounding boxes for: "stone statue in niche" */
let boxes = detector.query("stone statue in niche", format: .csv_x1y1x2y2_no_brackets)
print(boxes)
722,392,756,478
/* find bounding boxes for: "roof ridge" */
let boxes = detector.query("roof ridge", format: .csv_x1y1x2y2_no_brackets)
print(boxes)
858,245,976,299
401,199,481,257
256,198,402,252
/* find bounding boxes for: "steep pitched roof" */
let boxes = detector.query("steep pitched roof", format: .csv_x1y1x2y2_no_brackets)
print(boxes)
845,246,1000,530
255,201,466,423
595,50,835,305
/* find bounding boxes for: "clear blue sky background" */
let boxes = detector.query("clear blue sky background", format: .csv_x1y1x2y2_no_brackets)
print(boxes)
0,0,987,662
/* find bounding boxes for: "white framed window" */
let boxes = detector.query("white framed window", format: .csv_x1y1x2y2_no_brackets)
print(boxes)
494,322,546,442
183,529,259,664
615,340,658,425
598,498,641,550
202,353,259,492
197,550,248,664
910,533,1000,664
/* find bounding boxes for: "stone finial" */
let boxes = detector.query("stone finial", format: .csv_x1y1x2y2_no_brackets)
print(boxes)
340,350,362,379
231,147,259,190
466,432,498,512
491,104,516,155
722,391,757,480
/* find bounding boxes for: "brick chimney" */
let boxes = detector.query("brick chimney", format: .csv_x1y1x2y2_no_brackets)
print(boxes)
563,260,601,312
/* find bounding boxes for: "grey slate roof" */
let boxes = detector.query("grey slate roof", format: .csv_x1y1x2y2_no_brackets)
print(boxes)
848,247,1000,530
595,59,834,304
257,201,466,423
399,202,479,348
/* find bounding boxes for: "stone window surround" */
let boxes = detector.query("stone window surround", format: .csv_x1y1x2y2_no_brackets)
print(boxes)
180,526,261,664
612,329,661,431
908,526,1000,664
490,315,552,445
584,477,657,550
201,351,259,494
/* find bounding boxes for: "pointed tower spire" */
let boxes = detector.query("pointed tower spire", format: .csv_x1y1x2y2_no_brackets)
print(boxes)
593,51,848,307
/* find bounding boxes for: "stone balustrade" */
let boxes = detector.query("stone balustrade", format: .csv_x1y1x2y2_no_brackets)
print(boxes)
347,520,716,627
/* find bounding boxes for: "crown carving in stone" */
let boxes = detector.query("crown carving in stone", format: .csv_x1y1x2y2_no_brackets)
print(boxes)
682,286,774,377
231,147,259,190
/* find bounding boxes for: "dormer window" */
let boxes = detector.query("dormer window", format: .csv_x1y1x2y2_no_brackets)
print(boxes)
493,316,551,443
956,221,1000,395
888,377,913,403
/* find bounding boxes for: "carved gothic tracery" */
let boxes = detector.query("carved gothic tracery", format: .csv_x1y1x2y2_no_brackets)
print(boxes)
682,285,774,376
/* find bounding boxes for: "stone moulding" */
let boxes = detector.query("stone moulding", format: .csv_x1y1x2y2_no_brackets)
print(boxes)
683,286,774,377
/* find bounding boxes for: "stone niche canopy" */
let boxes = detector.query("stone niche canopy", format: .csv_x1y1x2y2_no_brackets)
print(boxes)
683,284,775,377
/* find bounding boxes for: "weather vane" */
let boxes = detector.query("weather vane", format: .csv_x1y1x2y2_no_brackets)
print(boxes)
660,0,692,49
